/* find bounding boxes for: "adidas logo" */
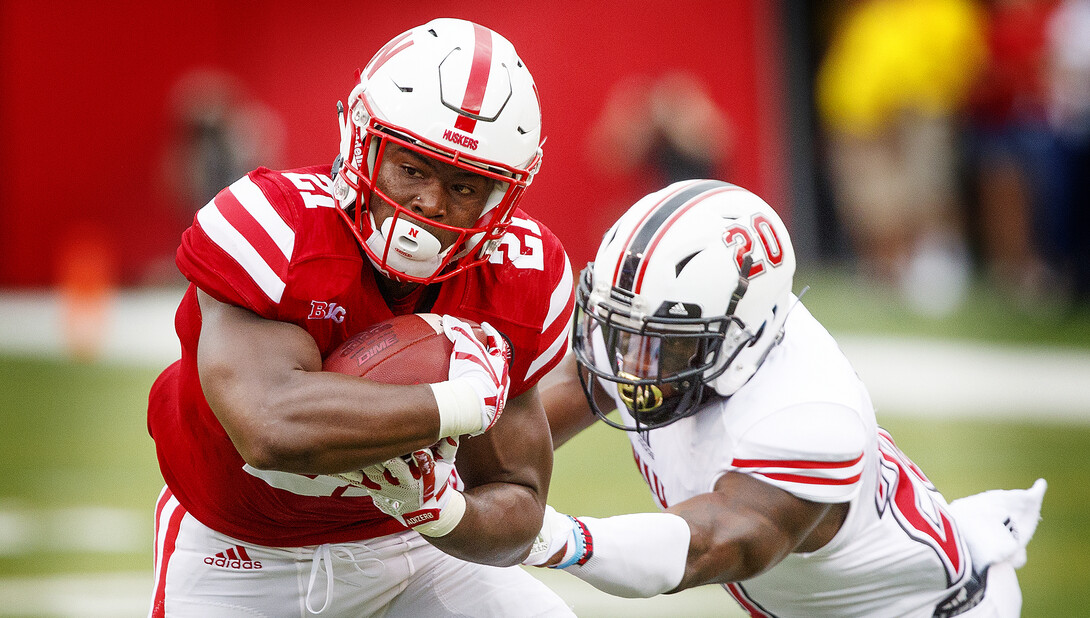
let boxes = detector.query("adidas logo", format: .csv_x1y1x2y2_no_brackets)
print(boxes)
204,544,262,570
668,302,688,316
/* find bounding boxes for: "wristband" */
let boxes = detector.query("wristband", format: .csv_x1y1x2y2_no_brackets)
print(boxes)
414,489,467,537
551,516,593,569
431,381,483,438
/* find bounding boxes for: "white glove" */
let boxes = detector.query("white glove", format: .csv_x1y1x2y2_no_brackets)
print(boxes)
431,316,512,438
345,437,467,537
523,505,592,568
948,478,1047,569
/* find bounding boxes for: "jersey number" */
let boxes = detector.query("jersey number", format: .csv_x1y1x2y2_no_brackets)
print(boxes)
488,217,544,271
284,173,337,210
723,214,785,278
875,429,967,586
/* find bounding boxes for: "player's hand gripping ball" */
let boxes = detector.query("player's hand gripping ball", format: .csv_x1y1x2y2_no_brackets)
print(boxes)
322,313,512,436
441,315,511,435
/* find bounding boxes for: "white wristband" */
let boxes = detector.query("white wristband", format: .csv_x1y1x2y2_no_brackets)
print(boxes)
431,380,483,438
414,489,467,538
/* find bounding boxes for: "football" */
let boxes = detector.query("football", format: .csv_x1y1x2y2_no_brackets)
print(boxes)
323,313,482,384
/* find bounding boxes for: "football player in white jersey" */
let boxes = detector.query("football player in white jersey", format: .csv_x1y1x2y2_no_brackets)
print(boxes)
526,179,1046,617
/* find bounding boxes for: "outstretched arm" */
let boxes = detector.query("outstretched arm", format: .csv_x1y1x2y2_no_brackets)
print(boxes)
196,289,448,474
670,471,847,587
528,471,848,597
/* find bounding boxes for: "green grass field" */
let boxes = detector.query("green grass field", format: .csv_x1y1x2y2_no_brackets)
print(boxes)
1,357,1087,616
1,271,1088,616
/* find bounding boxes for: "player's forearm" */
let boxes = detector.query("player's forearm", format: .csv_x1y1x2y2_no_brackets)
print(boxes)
197,288,448,472
424,482,543,566
223,373,444,474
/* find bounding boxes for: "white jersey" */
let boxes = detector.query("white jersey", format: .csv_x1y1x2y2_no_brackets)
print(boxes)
610,302,976,618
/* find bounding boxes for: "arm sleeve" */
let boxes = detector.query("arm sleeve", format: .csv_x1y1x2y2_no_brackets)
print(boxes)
176,171,297,318
562,512,691,598
726,402,867,503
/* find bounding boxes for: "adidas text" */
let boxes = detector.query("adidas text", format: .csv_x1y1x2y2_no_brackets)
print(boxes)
205,556,263,569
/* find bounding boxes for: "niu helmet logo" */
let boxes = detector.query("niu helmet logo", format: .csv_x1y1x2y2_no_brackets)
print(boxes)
309,301,346,323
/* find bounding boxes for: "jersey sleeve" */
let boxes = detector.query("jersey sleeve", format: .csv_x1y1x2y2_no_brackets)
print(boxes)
726,402,867,503
518,235,575,391
485,215,576,396
176,170,298,318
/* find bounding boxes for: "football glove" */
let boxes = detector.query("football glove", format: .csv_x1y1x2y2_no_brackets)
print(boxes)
431,316,511,438
338,437,466,537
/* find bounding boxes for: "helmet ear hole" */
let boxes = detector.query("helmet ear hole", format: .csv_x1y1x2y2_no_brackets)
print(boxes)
749,322,765,345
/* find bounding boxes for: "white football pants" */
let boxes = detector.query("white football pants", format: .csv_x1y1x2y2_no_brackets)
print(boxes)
150,487,574,617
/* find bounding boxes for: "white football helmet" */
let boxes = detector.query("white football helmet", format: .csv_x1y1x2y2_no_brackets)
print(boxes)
573,179,796,431
331,18,543,283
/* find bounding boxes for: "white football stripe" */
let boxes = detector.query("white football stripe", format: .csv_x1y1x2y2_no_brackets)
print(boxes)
197,204,286,303
525,326,570,384
229,175,295,261
542,253,574,331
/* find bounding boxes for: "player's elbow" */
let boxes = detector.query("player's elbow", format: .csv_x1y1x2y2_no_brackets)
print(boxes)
223,420,289,470
683,520,783,586
220,403,316,471
234,431,295,471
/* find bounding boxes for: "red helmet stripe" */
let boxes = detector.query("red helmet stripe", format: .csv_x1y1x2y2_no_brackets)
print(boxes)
453,23,493,133
612,180,736,292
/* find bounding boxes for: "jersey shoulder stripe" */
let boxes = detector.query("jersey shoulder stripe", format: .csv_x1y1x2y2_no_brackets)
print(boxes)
732,453,865,487
194,174,296,303
524,251,575,383
732,453,864,470
727,401,868,503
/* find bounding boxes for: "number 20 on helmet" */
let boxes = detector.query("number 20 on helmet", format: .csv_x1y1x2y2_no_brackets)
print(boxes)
573,180,796,432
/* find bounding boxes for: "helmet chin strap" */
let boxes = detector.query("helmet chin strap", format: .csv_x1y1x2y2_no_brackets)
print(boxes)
726,254,753,317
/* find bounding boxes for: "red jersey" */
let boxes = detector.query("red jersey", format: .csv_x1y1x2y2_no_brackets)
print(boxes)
148,165,574,547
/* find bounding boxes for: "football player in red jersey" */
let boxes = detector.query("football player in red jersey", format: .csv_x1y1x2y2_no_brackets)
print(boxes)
147,19,576,617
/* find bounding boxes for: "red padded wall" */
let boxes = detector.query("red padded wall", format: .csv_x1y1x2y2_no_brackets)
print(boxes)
0,1,785,285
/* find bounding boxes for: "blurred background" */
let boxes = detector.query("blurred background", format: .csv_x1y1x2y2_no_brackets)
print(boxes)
1,0,1088,615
